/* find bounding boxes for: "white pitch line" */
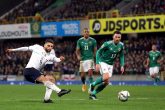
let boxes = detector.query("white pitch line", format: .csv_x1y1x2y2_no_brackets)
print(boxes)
55,98,86,101
130,97,165,100
4,98,86,102
4,97,165,102
131,98,149,100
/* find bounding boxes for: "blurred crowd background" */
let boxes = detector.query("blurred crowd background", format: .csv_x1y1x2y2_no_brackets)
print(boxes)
0,0,164,24
0,0,165,79
0,33,164,76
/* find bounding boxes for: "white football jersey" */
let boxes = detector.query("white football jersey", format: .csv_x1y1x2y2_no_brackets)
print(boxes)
12,44,61,71
45,48,55,65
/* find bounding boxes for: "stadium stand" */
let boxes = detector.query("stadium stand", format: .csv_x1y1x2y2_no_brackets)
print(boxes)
0,0,55,24
0,0,164,24
0,0,165,81
0,34,164,77
0,0,123,24
0,0,24,16
131,0,165,15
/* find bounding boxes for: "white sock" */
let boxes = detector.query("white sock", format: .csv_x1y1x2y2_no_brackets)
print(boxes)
44,87,53,100
44,81,61,93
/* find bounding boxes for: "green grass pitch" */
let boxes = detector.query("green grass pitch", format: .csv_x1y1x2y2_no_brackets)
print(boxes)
0,85,164,110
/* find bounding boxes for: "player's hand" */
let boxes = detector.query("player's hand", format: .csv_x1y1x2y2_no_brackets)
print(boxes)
121,66,124,74
77,56,81,61
6,49,13,53
95,64,100,72
144,64,148,69
60,56,65,61
157,60,162,64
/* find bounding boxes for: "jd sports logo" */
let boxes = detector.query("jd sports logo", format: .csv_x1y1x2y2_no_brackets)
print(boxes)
92,20,101,33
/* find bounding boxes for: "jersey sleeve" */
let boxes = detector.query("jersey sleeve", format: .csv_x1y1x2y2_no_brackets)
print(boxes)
119,44,125,66
48,54,61,63
93,39,97,48
28,44,39,51
158,51,163,61
76,39,80,49
159,51,162,58
51,49,56,55
96,42,108,64
12,47,29,51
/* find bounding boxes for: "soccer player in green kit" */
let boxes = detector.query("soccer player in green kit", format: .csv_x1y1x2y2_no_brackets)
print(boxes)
145,44,162,85
89,31,124,100
76,28,97,92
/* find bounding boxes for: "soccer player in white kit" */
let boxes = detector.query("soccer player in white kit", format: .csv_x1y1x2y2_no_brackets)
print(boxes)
6,39,71,103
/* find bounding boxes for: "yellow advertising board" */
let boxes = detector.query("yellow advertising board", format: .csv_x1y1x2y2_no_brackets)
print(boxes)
89,15,165,35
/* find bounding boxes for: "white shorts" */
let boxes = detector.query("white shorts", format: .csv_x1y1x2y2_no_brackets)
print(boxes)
79,60,95,72
149,67,159,76
99,62,113,77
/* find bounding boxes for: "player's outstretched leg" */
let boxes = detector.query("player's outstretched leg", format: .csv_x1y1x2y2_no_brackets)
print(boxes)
88,84,95,94
81,72,87,92
82,84,87,92
88,69,94,84
58,89,71,97
44,99,53,103
89,83,107,100
43,81,71,97
44,87,53,103
88,77,103,93
89,94,98,100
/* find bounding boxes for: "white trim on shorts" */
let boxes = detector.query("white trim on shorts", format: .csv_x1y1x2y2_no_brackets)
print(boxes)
79,59,95,72
99,62,113,77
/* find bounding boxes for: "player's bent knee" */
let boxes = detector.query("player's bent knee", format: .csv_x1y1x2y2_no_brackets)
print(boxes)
81,72,86,77
88,69,93,76
151,74,156,78
103,73,110,81
45,75,55,83
36,75,47,83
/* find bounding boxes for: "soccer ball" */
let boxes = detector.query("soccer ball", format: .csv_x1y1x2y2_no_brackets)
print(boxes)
118,90,130,102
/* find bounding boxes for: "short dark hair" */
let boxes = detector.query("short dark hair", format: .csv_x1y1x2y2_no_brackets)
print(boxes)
113,30,121,35
45,39,54,44
83,28,89,32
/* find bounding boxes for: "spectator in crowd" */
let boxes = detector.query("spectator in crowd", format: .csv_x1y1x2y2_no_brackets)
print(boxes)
131,0,165,15
0,35,165,80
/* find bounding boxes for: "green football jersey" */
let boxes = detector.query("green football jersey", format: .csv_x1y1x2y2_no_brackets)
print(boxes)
76,37,97,61
148,50,162,67
96,40,124,66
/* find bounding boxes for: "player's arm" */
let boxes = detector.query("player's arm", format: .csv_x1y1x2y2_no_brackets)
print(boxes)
157,52,163,64
76,40,81,60
49,55,65,63
145,58,150,68
144,52,150,68
119,47,124,74
96,42,108,64
93,39,97,58
95,42,107,72
76,48,81,60
6,44,37,52
6,47,30,52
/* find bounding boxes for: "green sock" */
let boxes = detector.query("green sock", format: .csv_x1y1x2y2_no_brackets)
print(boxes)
89,77,93,84
81,76,86,84
92,83,107,95
155,77,160,83
92,77,103,87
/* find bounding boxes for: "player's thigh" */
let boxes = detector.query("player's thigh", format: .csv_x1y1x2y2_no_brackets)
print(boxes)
149,67,159,75
149,67,154,75
99,62,113,77
86,60,95,70
24,68,42,83
79,60,94,72
153,67,159,74
44,74,55,83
